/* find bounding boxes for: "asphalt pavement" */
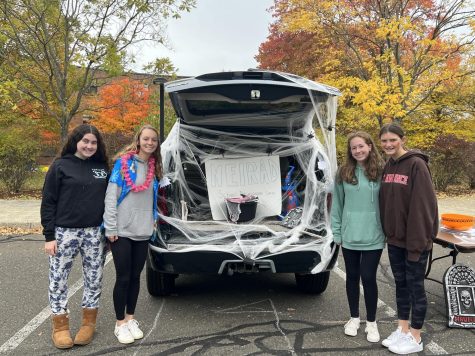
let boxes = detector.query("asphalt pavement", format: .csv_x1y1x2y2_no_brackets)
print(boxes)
0,196,473,355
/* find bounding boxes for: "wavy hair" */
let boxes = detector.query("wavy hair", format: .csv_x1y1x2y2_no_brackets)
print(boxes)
115,124,163,179
60,124,109,170
338,131,384,184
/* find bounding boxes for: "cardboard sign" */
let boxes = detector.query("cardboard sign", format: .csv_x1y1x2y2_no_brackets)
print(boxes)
444,263,475,328
205,156,281,220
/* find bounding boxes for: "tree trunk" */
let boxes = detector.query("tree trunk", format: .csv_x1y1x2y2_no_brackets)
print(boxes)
60,118,70,145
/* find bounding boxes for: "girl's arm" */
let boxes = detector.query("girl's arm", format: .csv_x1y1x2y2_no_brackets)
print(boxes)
330,181,345,245
40,162,60,242
103,159,122,238
103,182,120,238
405,160,438,261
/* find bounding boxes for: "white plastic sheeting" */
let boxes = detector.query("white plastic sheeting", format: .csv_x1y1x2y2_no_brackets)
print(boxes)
155,82,339,274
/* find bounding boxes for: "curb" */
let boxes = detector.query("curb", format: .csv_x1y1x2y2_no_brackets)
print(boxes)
0,222,42,229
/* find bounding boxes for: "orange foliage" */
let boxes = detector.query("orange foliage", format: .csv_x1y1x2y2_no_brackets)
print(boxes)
40,130,59,145
260,0,474,133
89,77,153,133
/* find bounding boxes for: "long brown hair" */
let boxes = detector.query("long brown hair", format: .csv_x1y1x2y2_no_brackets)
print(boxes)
338,131,383,184
61,124,109,170
115,124,163,179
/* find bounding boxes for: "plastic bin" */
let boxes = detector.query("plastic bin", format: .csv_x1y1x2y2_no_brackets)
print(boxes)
225,196,258,223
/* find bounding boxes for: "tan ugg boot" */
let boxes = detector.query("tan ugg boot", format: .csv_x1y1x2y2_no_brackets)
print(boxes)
73,308,98,345
51,313,74,349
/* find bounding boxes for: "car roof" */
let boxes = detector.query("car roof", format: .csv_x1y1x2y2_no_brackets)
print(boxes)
165,70,341,97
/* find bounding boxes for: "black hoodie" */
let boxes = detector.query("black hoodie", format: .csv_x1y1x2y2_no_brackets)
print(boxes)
379,151,439,262
41,154,109,241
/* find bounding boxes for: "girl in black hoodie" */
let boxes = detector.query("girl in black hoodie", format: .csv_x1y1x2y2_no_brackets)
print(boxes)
41,124,109,349
378,123,438,355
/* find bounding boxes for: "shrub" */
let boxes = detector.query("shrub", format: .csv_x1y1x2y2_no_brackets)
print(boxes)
0,126,41,193
102,131,133,161
427,135,475,191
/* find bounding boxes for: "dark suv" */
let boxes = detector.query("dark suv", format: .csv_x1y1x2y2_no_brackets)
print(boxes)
147,70,341,296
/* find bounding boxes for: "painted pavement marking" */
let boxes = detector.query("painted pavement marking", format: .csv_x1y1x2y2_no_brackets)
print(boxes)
0,253,113,353
333,266,448,355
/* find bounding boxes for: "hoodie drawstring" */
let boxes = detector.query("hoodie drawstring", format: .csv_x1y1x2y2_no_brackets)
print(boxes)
370,181,374,203
357,167,361,191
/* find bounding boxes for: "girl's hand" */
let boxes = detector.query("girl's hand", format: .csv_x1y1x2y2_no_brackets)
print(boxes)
45,241,57,256
108,235,118,243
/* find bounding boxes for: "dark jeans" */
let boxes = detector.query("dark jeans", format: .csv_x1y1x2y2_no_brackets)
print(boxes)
342,247,383,322
110,237,149,320
388,244,430,329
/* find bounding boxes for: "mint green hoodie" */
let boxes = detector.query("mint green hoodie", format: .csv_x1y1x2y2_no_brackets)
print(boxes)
330,165,385,250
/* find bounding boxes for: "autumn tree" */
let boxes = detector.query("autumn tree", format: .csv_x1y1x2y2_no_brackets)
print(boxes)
89,77,152,133
143,57,179,80
0,72,40,192
256,23,330,80
258,0,475,134
142,57,179,139
0,0,195,143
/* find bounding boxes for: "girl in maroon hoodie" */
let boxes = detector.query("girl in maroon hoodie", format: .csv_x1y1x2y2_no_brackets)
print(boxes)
378,123,438,355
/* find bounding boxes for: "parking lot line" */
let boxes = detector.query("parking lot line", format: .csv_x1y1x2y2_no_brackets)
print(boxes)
333,266,448,355
132,299,166,356
269,298,297,356
0,256,450,354
0,253,113,353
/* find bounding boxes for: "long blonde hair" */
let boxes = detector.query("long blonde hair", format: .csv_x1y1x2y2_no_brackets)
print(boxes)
115,124,163,179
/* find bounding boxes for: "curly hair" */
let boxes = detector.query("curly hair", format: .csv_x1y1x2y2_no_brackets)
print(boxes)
115,124,163,179
60,124,109,170
338,131,384,184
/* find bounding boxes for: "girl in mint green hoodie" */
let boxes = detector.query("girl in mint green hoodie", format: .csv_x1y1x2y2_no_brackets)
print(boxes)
331,131,385,343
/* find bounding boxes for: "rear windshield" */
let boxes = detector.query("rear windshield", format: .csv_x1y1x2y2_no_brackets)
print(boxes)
186,100,309,116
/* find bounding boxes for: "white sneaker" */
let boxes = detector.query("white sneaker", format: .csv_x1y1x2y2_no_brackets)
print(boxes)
388,333,423,354
382,326,404,347
127,319,144,340
114,323,134,344
344,317,360,336
365,321,380,342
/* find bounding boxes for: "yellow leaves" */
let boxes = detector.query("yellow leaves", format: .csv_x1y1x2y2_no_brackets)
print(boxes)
332,76,404,121
280,7,320,33
354,80,403,119
375,17,414,41
263,0,475,145
468,18,475,33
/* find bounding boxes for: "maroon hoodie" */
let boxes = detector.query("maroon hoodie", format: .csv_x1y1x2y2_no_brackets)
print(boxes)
379,151,439,262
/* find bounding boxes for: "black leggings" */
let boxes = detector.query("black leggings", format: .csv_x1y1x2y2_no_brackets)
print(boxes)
110,237,149,320
342,247,383,322
388,244,429,329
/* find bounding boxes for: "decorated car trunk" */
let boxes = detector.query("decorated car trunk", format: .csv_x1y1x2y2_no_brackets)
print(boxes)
147,70,341,296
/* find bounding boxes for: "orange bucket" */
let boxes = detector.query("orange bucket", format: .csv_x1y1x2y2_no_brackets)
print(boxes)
441,213,474,231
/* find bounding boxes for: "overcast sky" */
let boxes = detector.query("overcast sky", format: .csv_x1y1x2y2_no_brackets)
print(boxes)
132,0,274,76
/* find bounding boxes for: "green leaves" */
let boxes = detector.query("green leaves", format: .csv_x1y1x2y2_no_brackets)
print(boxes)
0,0,196,143
0,120,41,193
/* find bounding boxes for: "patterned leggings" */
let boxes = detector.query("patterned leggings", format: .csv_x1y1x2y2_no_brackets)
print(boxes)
48,226,106,315
388,244,430,329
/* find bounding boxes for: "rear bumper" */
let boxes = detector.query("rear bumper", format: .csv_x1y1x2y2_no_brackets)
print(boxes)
148,243,339,275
